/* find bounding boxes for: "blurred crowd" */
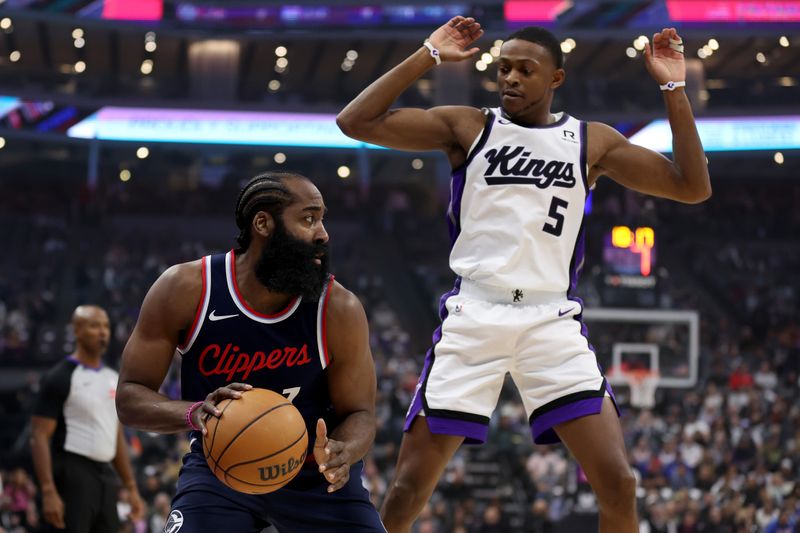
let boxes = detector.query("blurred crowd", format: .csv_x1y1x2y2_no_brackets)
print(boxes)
1,177,798,532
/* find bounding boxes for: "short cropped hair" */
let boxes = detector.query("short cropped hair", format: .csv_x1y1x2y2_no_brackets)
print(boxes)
504,26,564,69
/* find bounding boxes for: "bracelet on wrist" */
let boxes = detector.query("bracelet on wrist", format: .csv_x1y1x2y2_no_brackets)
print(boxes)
660,81,686,91
422,40,442,66
185,401,205,431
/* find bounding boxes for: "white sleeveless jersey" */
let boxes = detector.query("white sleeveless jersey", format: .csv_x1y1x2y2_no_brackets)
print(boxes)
447,108,588,292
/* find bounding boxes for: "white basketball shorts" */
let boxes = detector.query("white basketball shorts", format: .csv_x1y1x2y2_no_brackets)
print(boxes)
405,278,618,444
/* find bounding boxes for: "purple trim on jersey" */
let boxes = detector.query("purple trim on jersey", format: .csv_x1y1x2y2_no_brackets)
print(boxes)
498,108,571,129
447,166,467,245
447,111,494,245
579,120,589,195
568,225,586,295
531,397,605,444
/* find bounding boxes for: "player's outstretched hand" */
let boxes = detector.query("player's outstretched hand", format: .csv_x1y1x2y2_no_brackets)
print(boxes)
643,27,686,85
427,15,484,62
192,382,253,435
314,418,353,493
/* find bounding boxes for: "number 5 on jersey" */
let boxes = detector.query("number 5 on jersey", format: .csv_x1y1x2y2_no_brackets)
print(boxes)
543,196,568,237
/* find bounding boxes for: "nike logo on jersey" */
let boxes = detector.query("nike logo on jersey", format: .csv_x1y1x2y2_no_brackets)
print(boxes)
558,307,575,317
208,310,239,321
483,145,576,189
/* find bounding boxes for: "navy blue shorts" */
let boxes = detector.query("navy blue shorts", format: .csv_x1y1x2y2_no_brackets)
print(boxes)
167,449,385,533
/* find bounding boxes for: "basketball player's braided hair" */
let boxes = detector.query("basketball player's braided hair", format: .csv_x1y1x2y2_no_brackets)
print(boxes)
234,172,305,250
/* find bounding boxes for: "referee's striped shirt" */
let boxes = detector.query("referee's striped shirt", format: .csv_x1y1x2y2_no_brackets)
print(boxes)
33,356,119,462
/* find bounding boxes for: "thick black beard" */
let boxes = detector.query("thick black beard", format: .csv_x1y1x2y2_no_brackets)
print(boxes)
254,220,330,300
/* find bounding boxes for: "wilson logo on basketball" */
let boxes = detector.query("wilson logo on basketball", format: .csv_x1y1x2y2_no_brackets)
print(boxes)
483,145,576,188
199,343,312,381
258,449,307,481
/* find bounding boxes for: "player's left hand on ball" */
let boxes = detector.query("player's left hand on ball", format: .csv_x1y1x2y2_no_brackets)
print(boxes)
313,418,351,493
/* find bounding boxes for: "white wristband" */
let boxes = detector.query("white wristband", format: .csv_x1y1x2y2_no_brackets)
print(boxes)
423,40,442,65
660,81,686,91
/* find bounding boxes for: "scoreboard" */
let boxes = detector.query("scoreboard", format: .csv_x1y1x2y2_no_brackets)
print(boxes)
603,226,657,289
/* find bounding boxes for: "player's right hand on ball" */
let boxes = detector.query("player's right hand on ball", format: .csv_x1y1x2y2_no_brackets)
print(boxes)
192,383,253,435
427,15,484,62
42,486,65,529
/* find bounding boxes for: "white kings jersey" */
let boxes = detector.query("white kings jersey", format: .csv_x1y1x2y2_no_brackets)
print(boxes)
447,108,589,293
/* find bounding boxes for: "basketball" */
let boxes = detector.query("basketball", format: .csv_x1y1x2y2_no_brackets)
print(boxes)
202,388,308,495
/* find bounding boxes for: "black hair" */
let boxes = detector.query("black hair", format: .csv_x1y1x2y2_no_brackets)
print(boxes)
504,26,564,69
234,172,307,250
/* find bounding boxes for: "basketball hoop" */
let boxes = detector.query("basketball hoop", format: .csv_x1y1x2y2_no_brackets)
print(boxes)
622,369,659,409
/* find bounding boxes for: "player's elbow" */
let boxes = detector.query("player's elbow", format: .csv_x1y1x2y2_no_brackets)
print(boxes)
336,111,361,138
336,110,374,141
696,183,712,202
682,181,712,204
115,385,135,427
672,170,711,204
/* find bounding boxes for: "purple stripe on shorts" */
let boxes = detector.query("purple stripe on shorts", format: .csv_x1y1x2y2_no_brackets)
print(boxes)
531,391,621,445
403,345,433,433
404,279,463,434
426,416,488,444
531,397,605,445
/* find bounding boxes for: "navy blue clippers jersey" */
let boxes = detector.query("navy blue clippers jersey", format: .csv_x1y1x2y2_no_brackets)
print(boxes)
178,250,335,444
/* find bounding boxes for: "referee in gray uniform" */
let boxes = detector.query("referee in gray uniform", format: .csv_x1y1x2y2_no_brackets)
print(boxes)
30,305,144,532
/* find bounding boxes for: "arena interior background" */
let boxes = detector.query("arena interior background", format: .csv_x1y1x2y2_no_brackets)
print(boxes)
0,0,798,531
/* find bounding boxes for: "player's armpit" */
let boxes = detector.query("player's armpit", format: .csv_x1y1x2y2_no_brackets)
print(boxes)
588,122,710,204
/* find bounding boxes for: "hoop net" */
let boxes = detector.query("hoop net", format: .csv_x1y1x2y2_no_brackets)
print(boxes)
608,367,660,409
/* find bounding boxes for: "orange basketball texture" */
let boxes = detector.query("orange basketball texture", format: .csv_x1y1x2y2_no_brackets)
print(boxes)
202,388,308,494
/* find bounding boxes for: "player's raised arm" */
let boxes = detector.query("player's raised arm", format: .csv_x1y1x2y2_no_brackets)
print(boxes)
116,261,250,434
336,16,486,164
589,28,711,204
313,282,377,492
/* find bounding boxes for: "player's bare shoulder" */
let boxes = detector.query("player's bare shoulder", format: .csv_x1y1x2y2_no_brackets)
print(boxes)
323,280,370,363
325,280,367,324
155,259,203,300
141,258,205,331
